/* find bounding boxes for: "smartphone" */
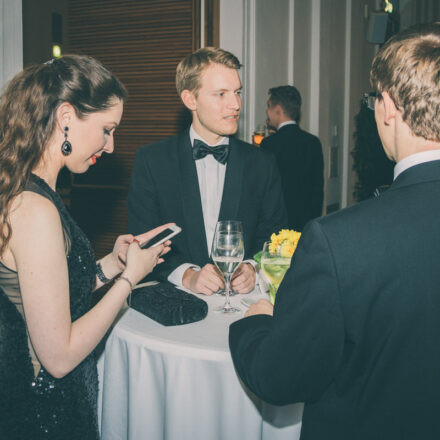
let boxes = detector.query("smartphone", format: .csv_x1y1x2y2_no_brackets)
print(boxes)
140,225,182,249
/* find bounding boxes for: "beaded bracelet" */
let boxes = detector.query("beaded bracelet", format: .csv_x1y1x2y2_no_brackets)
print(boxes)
96,261,111,284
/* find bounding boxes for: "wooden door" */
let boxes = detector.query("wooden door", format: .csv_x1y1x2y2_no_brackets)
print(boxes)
66,0,204,258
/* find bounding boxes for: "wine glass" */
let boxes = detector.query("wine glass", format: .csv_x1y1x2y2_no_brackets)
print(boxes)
260,241,292,304
211,221,244,313
252,124,266,146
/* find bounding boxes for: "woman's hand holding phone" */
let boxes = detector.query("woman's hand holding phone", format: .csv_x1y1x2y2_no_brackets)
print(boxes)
113,224,175,265
122,241,165,286
120,223,177,286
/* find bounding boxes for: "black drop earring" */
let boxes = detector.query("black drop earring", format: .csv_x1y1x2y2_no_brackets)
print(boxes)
61,126,72,156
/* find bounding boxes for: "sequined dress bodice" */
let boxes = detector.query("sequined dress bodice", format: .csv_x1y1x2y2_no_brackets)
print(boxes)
6,174,99,439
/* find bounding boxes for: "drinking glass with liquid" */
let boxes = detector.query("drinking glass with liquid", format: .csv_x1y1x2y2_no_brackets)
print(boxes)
211,220,244,313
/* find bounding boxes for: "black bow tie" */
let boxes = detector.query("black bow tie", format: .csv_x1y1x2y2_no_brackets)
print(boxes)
192,139,229,165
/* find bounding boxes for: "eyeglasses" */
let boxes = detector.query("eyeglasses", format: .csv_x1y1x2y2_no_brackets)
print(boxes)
363,92,382,111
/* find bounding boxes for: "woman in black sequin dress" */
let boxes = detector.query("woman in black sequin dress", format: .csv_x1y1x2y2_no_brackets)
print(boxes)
0,55,172,439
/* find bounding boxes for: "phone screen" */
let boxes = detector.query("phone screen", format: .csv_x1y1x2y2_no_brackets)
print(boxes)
141,228,177,248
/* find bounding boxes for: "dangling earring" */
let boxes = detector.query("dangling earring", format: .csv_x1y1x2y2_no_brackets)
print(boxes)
61,126,72,156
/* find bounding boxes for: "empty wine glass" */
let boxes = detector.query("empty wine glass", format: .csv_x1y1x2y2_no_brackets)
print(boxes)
211,221,244,313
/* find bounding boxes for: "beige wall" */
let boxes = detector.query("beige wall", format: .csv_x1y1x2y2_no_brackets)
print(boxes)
0,0,22,89
254,0,291,128
292,1,312,131
319,0,347,210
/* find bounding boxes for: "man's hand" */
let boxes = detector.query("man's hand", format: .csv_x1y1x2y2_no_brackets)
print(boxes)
231,263,256,294
182,264,225,295
245,299,273,317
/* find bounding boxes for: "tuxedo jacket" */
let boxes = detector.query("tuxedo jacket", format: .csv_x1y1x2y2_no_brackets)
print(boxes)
230,160,440,439
127,129,287,280
261,124,323,231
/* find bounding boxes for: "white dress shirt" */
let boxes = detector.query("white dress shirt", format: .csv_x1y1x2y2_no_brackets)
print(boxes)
277,120,296,130
393,149,440,180
167,125,228,287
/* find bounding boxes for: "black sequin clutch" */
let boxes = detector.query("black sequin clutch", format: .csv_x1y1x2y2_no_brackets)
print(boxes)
129,282,208,326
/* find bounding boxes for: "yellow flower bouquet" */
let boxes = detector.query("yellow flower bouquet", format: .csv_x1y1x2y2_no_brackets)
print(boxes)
255,229,301,304
268,229,301,258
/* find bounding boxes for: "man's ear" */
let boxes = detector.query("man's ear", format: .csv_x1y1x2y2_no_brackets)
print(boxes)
181,90,197,111
275,104,284,117
382,91,398,125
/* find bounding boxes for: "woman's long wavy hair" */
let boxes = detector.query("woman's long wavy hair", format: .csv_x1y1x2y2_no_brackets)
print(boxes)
0,54,127,255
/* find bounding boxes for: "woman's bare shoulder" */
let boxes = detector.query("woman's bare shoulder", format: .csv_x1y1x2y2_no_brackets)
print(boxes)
9,191,63,243
11,189,59,218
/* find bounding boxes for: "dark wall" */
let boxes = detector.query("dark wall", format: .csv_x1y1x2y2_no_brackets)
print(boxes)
22,0,68,66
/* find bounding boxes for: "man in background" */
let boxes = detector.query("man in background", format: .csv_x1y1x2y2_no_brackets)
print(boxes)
230,23,440,439
128,47,286,295
261,85,323,231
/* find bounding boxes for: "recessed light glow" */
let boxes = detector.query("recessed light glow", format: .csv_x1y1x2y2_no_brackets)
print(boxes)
52,44,62,58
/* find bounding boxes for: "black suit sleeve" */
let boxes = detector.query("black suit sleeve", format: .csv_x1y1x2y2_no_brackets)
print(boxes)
308,138,324,220
127,147,188,280
229,220,344,405
127,147,160,236
251,151,288,254
259,136,278,157
259,137,270,150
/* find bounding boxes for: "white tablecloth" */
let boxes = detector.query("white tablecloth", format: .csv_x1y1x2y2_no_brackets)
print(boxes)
97,286,303,440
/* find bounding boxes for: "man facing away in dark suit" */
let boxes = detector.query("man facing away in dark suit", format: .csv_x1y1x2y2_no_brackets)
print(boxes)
127,47,286,295
229,23,440,439
260,85,324,231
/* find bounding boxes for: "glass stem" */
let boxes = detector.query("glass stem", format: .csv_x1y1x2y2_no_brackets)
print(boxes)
224,274,232,309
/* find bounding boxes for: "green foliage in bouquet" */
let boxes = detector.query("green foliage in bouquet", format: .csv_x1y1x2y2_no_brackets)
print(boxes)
352,99,394,202
254,250,262,267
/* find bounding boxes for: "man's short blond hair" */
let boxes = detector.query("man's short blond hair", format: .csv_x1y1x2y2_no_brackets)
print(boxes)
370,22,440,142
176,47,241,96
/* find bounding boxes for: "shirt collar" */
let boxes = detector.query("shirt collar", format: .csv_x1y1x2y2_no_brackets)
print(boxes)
278,120,296,130
394,149,440,180
190,125,229,147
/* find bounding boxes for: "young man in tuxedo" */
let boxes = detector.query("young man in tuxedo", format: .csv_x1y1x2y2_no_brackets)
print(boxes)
230,23,440,439
261,85,324,231
127,47,286,295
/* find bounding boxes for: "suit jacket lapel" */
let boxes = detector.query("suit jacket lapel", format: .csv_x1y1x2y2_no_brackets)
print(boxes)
219,138,244,221
177,130,210,263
